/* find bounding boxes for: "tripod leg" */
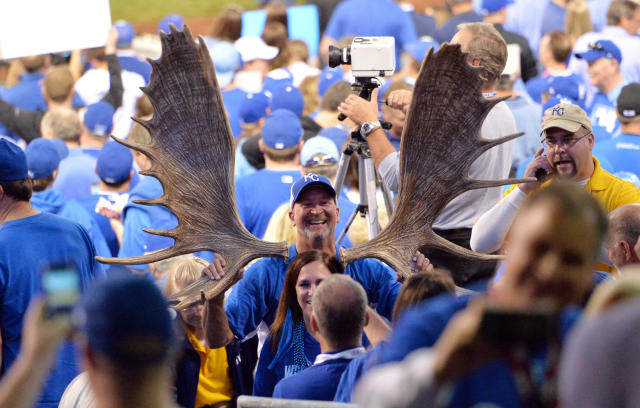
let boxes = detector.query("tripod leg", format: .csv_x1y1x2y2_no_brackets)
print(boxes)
336,205,363,245
361,157,380,239
333,149,353,198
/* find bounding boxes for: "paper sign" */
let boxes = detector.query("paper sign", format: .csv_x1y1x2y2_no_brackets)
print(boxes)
0,0,111,60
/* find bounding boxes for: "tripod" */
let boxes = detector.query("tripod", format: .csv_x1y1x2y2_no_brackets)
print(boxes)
333,78,396,243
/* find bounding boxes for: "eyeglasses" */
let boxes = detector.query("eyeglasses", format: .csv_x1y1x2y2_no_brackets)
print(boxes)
541,132,591,149
304,154,338,168
588,42,604,52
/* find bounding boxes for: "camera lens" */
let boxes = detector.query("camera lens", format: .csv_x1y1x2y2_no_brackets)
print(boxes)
328,45,351,68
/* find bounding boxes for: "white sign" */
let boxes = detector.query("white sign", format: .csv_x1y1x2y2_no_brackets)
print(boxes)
0,0,111,59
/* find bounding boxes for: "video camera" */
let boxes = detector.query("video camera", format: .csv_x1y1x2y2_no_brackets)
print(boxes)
328,36,396,78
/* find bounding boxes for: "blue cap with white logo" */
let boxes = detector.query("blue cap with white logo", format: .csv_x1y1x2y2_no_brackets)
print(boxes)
575,40,622,63
25,138,62,179
290,173,336,209
84,101,115,137
261,109,302,150
0,138,28,181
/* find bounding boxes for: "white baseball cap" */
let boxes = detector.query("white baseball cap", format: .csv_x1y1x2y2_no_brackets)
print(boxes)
234,36,279,63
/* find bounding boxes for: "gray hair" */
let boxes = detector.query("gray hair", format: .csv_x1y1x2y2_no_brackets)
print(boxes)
457,22,507,83
312,274,367,349
607,0,639,26
41,107,81,143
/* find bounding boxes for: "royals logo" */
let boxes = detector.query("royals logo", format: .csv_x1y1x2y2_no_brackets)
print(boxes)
552,106,565,116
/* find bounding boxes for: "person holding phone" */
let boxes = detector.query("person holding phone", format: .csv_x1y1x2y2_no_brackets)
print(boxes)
470,102,640,259
0,139,103,408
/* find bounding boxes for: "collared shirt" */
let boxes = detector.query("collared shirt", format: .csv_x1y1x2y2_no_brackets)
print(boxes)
314,347,366,365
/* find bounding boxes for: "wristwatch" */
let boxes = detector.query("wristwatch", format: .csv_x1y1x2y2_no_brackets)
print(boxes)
360,121,382,138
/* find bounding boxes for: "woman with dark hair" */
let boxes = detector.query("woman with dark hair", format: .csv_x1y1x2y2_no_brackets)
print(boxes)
209,5,243,43
253,250,344,396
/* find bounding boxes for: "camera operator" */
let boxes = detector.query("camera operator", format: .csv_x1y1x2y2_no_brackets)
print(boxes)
338,22,517,286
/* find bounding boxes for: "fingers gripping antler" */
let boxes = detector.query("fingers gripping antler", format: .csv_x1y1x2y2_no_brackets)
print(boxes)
96,25,288,309
341,44,533,278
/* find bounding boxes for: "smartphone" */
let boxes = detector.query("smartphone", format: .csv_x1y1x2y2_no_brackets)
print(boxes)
42,266,80,318
477,306,558,350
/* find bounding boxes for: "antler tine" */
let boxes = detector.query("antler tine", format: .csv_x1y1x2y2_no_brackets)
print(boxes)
466,177,537,191
97,25,289,309
110,135,154,158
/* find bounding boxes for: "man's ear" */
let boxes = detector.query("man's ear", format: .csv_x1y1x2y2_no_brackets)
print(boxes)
258,138,265,153
364,309,370,327
310,312,320,335
622,240,633,262
289,209,296,227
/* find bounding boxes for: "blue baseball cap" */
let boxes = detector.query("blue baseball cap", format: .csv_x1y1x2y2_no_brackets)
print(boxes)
25,138,61,179
404,39,439,63
50,138,69,160
301,136,340,167
290,173,336,209
261,109,303,150
0,138,28,181
318,66,343,97
269,83,304,117
318,125,349,152
114,20,135,48
208,41,240,89
97,141,133,184
158,14,184,34
543,76,584,103
75,274,175,363
481,0,514,14
239,92,270,124
84,102,115,137
143,218,176,253
575,40,622,63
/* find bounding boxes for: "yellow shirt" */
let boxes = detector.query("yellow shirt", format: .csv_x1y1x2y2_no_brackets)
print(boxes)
503,157,640,273
186,328,233,408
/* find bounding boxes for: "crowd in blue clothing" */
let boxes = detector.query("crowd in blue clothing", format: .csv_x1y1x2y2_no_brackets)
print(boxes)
2,0,640,407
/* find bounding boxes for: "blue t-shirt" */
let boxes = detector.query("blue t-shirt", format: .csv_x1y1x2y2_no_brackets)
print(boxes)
118,176,175,270
505,96,542,169
335,191,356,248
525,73,585,105
222,87,247,139
324,0,417,67
0,213,103,408
253,327,320,397
540,1,566,38
31,189,111,258
434,10,483,45
273,355,352,400
592,133,640,187
225,243,401,340
235,169,301,239
588,82,627,143
51,148,100,201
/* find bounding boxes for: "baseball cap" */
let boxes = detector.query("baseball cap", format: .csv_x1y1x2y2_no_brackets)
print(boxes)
290,173,337,209
301,136,340,167
0,138,28,181
239,92,270,124
51,138,69,160
575,40,622,63
114,20,135,48
25,138,61,179
261,109,303,150
84,102,115,137
158,14,184,34
617,83,640,119
318,125,350,152
269,83,304,117
97,141,133,184
541,103,592,134
404,39,439,63
209,41,241,89
318,66,343,97
234,36,279,63
143,218,176,253
481,0,514,14
75,274,175,363
543,76,584,103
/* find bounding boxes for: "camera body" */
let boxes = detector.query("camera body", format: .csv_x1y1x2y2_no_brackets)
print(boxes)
329,36,396,78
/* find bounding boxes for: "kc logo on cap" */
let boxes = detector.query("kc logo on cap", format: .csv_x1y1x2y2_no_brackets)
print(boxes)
552,106,565,116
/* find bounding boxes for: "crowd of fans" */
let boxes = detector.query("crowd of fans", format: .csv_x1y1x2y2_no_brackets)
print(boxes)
1,0,640,407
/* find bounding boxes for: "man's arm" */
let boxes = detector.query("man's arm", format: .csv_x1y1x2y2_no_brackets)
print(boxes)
201,257,237,348
0,101,44,143
100,27,124,110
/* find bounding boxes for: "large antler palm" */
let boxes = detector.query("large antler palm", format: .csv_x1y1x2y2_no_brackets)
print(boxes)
96,25,288,310
340,44,532,277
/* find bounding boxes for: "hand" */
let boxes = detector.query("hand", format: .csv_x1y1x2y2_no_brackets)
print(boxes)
338,87,380,126
202,255,244,306
19,297,73,364
432,300,497,384
386,90,413,114
518,148,554,194
635,236,640,259
105,26,118,55
413,251,434,274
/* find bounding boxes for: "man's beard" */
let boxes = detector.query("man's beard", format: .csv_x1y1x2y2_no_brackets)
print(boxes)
301,225,333,241
553,159,577,179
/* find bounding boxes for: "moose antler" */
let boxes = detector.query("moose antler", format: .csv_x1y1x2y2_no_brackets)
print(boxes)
340,44,533,278
96,25,288,310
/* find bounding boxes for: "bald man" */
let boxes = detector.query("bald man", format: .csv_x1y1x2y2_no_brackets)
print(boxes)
607,203,640,270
